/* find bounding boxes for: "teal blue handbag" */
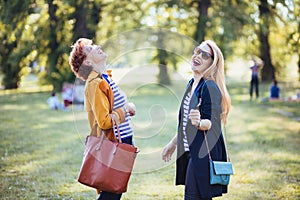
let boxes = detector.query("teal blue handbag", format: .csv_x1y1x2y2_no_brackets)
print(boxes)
209,160,233,185
204,131,234,185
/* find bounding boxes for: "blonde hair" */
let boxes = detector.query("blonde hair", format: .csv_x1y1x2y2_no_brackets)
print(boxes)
201,40,231,124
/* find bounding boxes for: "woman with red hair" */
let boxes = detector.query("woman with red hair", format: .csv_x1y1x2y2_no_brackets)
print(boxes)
69,38,136,200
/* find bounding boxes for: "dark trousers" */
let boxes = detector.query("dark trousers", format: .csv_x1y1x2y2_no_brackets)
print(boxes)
98,192,122,200
185,158,212,200
250,75,259,98
97,136,133,200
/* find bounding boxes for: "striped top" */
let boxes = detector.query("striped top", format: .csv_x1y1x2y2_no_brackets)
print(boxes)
182,92,191,152
102,73,133,139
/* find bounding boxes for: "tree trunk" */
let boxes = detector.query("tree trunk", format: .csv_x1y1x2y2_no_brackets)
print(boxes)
258,0,275,82
157,49,171,85
73,2,89,39
47,0,61,91
3,64,19,89
88,2,102,39
298,40,300,81
193,0,211,43
0,1,34,89
72,1,102,41
298,55,300,82
157,31,171,85
1,40,19,89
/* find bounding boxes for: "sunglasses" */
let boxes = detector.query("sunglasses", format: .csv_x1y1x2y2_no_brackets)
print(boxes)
193,47,213,60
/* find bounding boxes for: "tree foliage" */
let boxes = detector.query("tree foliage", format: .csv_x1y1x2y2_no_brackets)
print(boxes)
0,0,37,89
0,0,299,90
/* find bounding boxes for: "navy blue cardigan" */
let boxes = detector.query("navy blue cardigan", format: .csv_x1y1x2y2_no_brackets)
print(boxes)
175,78,228,198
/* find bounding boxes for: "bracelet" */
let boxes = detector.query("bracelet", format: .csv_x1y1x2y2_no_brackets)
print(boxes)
123,105,128,113
171,137,177,146
197,120,202,129
112,111,120,123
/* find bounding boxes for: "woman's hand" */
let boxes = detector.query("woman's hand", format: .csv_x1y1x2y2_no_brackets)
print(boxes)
189,109,201,127
189,109,212,130
162,136,177,162
124,102,136,116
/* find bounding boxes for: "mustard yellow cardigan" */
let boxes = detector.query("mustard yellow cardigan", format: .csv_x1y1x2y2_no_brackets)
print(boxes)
84,71,126,141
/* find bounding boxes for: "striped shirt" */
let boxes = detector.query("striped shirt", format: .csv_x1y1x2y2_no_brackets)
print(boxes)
102,73,133,139
182,92,191,152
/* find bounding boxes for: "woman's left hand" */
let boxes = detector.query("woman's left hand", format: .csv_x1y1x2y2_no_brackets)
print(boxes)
189,109,201,127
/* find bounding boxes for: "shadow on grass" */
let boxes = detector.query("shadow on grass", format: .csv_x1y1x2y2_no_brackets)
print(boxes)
0,80,299,199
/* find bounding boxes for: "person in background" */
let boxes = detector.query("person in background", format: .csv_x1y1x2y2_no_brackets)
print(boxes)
69,38,136,200
249,57,264,100
47,92,61,110
62,83,73,109
162,40,231,199
270,79,280,99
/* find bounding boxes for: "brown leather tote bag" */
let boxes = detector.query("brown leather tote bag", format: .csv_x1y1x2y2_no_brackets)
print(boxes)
78,117,139,194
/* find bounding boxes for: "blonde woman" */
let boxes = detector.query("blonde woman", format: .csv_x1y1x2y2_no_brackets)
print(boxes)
162,40,231,200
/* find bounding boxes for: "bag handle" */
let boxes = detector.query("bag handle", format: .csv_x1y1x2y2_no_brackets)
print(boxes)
110,114,122,143
99,114,122,143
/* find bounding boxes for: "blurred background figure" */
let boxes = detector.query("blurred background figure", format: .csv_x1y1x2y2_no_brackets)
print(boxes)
73,79,85,105
249,56,264,100
62,82,73,109
270,79,280,100
47,92,62,110
72,79,85,110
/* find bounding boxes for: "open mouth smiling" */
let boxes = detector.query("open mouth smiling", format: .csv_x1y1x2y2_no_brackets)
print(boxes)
193,59,201,66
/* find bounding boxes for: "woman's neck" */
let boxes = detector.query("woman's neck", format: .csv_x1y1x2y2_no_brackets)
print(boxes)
190,73,203,95
193,73,203,85
93,64,106,75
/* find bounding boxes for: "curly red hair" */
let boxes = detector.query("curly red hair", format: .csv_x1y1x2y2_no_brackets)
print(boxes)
69,38,93,77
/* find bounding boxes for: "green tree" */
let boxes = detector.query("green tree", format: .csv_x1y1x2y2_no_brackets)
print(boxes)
39,0,101,91
1,0,298,91
255,0,299,82
0,0,36,89
141,1,196,85
166,0,250,63
210,0,251,60
39,0,76,91
235,0,298,81
286,0,300,81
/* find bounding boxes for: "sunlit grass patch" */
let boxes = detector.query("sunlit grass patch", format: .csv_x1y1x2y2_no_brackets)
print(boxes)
0,79,299,199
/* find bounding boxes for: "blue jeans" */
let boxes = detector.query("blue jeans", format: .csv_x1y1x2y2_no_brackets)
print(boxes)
97,136,133,200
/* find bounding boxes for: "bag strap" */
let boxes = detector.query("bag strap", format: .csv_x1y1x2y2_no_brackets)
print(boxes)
204,131,212,161
200,80,230,162
204,129,231,162
200,81,213,162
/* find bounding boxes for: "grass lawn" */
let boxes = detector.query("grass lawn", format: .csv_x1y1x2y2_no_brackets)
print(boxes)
0,75,299,199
